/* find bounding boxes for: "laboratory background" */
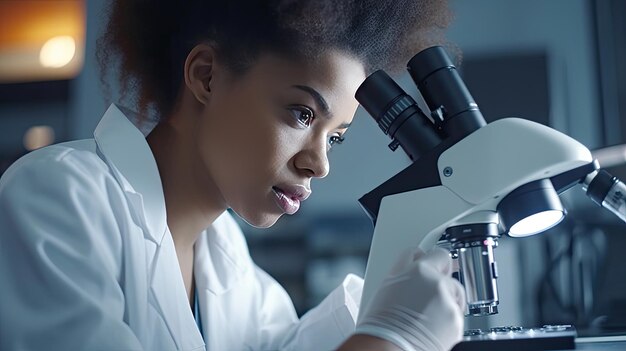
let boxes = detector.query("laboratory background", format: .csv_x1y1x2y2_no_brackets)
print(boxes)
1,0,625,339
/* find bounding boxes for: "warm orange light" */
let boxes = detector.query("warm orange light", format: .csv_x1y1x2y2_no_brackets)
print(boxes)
0,1,85,83
23,126,55,151
40,35,76,68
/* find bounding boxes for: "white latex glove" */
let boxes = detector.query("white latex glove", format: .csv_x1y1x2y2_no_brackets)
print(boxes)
355,247,466,351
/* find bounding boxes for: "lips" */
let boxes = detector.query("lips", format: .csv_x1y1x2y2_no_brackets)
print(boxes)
272,184,311,215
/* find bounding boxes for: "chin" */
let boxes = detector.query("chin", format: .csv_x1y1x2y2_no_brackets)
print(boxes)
235,210,283,229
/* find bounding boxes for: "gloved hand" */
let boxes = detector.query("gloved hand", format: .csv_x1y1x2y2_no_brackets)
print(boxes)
354,247,466,351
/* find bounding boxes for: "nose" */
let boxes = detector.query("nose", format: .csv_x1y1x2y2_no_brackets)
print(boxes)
294,136,330,179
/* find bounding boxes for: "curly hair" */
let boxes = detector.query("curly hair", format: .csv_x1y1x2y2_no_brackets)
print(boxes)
96,0,453,122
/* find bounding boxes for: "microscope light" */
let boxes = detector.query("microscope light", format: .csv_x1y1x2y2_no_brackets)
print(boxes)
497,179,566,237
508,210,564,237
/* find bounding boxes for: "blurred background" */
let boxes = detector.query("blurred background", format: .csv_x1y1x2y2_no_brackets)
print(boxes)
1,0,625,337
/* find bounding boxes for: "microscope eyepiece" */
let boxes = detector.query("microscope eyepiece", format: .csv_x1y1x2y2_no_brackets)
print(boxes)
355,70,443,160
355,70,408,131
407,46,486,139
406,46,456,83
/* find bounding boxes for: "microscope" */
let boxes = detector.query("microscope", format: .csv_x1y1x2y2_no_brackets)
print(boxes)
356,46,626,350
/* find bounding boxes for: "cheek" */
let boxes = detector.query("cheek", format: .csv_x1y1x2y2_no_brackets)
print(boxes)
237,126,303,184
197,97,297,188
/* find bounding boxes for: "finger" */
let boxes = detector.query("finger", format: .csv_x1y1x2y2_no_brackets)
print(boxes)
420,247,453,276
448,277,467,314
412,247,426,261
389,247,422,275
451,257,460,273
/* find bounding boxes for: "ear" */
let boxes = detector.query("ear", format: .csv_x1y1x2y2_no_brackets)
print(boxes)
184,43,219,106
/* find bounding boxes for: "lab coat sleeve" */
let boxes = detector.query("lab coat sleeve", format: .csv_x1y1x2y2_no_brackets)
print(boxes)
0,150,144,350
276,274,364,351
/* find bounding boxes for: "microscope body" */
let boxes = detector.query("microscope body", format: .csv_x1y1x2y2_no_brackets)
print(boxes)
358,117,594,319
355,44,626,350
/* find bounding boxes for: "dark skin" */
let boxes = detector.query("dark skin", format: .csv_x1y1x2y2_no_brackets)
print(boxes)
147,44,401,350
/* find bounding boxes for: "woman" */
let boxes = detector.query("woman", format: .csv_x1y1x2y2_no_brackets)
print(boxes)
0,1,465,350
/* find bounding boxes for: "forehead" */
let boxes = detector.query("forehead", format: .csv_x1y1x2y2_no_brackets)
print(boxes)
233,51,367,111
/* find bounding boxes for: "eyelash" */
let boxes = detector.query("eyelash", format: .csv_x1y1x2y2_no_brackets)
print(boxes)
287,105,346,150
288,105,315,128
328,135,345,148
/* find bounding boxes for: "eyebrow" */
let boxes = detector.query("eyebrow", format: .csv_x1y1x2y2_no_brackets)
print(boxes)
292,85,351,129
292,85,330,116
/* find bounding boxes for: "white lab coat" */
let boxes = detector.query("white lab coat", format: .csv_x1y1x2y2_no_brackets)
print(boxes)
0,103,363,351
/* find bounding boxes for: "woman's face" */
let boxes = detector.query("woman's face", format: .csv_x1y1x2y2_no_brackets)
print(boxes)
194,50,366,228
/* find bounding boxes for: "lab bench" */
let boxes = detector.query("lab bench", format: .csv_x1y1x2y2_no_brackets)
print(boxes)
574,335,626,350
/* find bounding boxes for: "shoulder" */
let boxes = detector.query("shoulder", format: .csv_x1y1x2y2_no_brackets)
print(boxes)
0,139,127,229
0,139,113,193
3,139,105,175
0,140,127,276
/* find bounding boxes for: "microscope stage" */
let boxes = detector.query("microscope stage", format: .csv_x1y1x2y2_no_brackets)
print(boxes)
452,325,576,351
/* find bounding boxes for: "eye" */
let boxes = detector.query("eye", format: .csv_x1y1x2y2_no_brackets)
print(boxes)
328,134,345,150
288,105,315,128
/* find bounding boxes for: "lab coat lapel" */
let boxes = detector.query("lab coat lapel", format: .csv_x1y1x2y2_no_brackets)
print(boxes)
94,104,204,349
93,103,167,245
194,212,252,349
150,228,204,350
194,212,249,295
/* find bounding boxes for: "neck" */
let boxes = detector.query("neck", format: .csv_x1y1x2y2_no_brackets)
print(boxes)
147,118,226,251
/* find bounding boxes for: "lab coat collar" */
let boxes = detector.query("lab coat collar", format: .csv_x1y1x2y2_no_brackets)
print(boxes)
94,103,167,245
194,211,250,295
94,104,249,294
150,227,205,349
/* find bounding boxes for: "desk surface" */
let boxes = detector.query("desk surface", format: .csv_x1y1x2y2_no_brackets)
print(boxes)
572,336,626,350
575,342,626,350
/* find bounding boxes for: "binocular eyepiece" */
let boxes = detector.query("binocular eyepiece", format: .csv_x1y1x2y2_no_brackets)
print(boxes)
355,46,486,160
